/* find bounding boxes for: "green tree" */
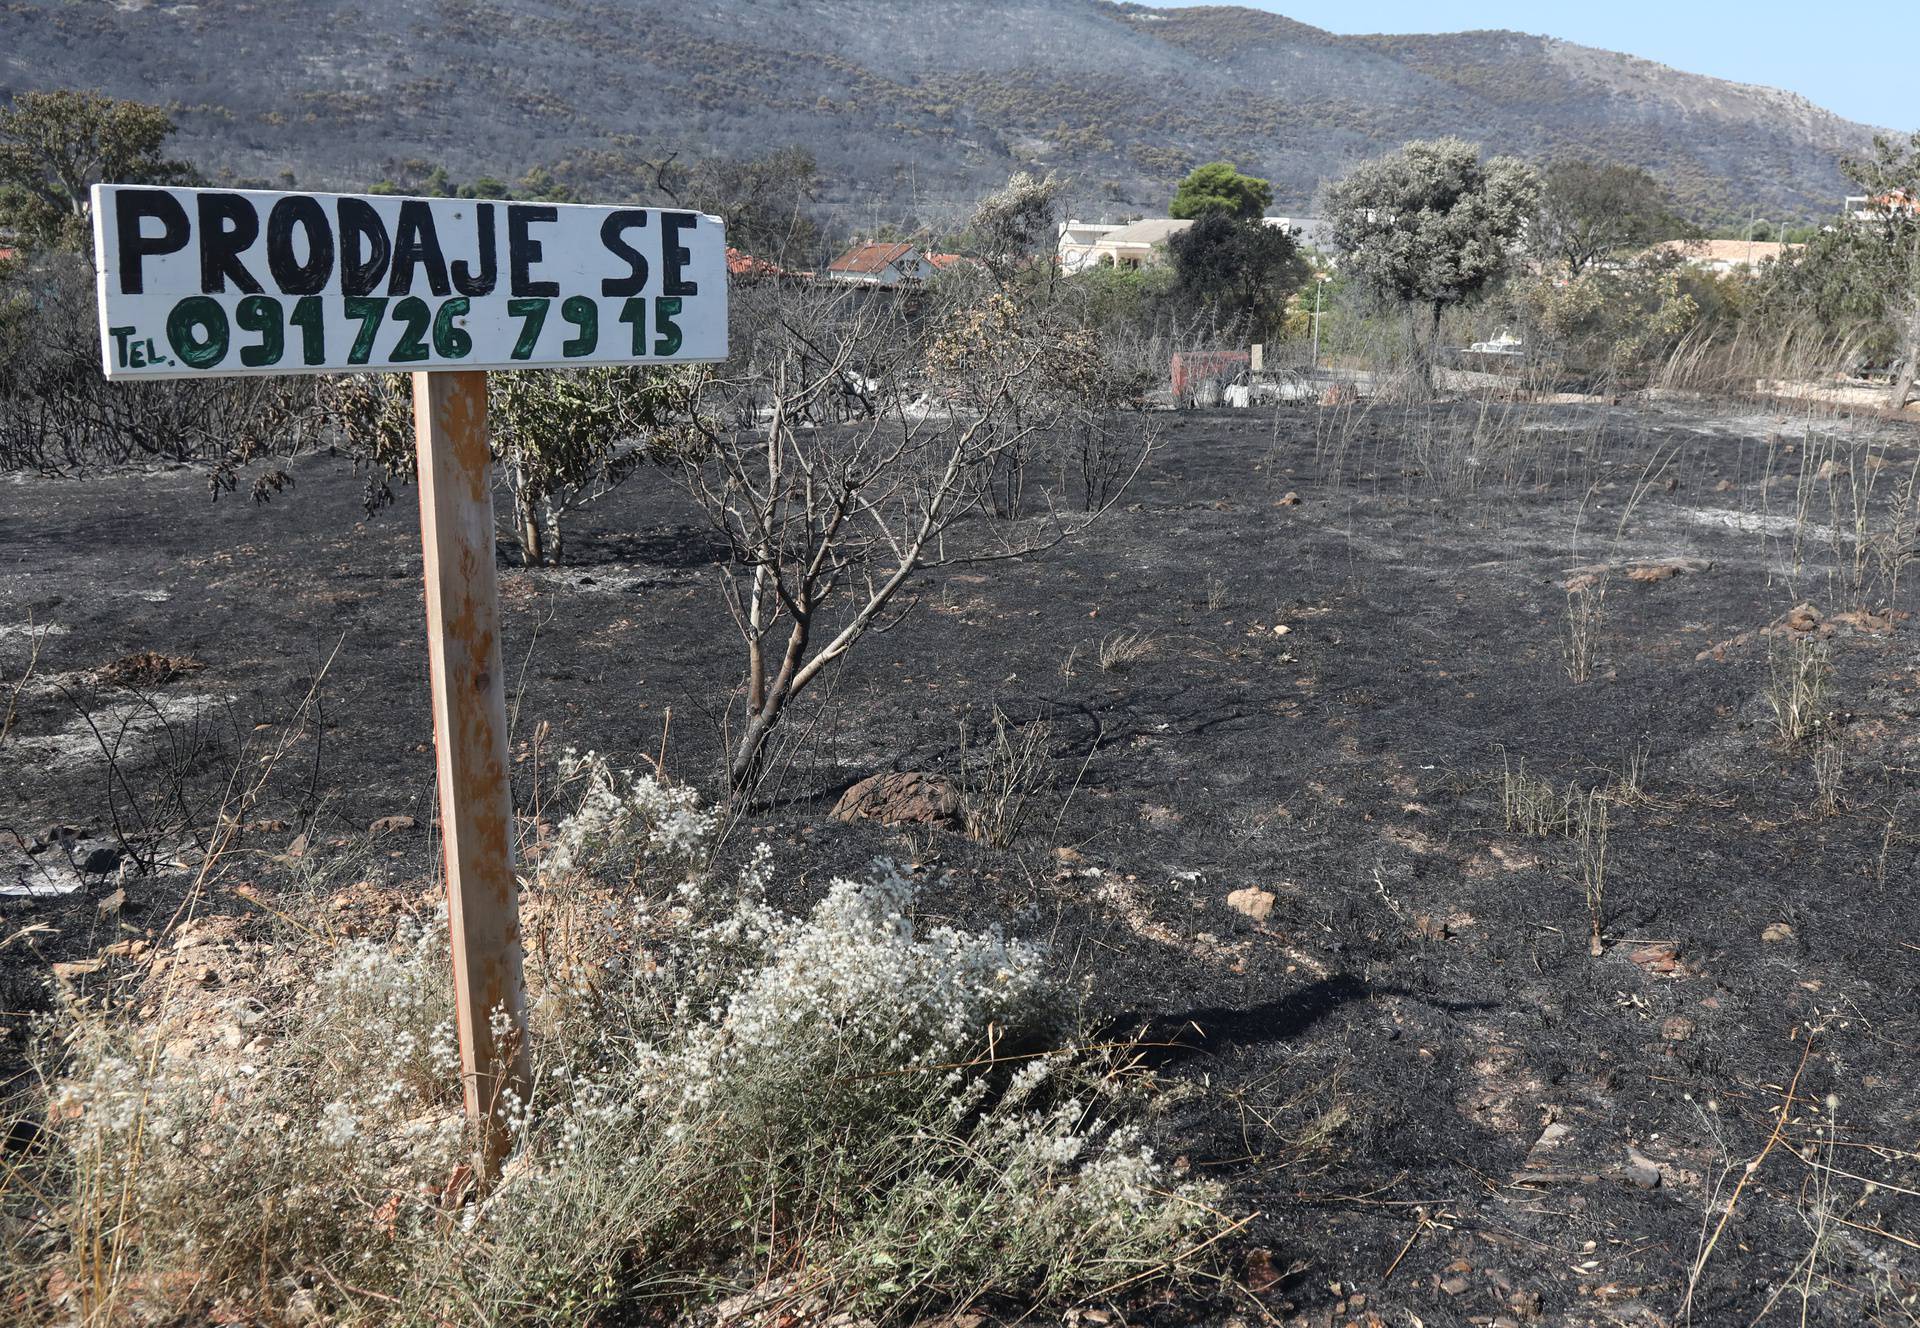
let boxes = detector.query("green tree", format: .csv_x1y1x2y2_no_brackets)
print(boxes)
1762,130,1920,408
1533,159,1685,278
314,368,676,566
1168,213,1308,339
0,90,192,250
1323,138,1540,390
1169,161,1272,221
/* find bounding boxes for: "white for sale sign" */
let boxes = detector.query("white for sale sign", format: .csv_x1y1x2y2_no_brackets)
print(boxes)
91,185,728,379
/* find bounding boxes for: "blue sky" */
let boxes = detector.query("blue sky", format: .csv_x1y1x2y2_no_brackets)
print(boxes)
1139,2,1914,132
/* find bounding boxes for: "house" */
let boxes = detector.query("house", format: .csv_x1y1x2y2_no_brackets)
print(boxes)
1644,238,1800,274
726,247,807,282
825,240,938,288
1075,218,1195,270
1846,190,1919,223
1056,220,1127,272
1056,215,1318,272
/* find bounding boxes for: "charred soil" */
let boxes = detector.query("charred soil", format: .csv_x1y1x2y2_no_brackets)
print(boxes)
4,400,1918,1326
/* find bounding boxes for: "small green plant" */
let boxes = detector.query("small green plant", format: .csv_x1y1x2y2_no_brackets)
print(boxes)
1562,577,1607,682
1574,788,1610,956
1812,732,1844,815
956,705,1055,850
1608,741,1651,805
1766,634,1833,747
1498,755,1615,957
1501,753,1573,836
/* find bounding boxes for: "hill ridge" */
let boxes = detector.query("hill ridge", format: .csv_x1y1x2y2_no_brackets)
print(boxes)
0,0,1878,224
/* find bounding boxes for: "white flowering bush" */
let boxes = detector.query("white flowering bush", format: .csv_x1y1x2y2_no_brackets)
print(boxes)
18,766,1222,1326
538,747,721,885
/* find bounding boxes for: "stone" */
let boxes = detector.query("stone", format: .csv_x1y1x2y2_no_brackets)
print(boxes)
1661,1015,1696,1042
1245,1246,1282,1292
1227,887,1276,922
1440,1276,1470,1295
1630,942,1680,974
1714,478,1735,492
368,814,418,836
1762,921,1794,943
1277,491,1302,506
1784,603,1821,633
1623,1148,1662,1189
1626,558,1711,583
1509,1289,1545,1320
1560,563,1610,592
829,772,964,829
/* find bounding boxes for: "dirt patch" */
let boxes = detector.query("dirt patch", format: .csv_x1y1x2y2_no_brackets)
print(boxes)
93,650,205,688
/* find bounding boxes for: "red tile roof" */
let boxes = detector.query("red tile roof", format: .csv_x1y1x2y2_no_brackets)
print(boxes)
727,247,786,278
828,240,918,275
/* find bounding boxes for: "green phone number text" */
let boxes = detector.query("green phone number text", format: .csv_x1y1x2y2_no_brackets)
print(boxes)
109,294,687,371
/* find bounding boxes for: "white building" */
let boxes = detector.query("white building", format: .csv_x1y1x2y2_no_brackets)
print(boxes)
1056,216,1320,272
825,240,939,288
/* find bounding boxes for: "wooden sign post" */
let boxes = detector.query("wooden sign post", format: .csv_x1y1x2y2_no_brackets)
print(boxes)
413,369,526,1174
92,183,728,1182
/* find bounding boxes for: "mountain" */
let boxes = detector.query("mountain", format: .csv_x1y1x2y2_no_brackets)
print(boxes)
0,0,1882,227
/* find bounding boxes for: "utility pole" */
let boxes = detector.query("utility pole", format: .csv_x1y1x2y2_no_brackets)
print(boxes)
1310,276,1328,370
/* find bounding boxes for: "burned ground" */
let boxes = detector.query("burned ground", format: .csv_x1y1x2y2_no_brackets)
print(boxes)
4,400,1918,1326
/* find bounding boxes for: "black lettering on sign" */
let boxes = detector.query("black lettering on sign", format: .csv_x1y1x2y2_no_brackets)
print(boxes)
114,189,190,294
265,195,335,294
389,200,451,297
508,204,559,297
660,211,699,296
451,203,498,297
196,193,264,294
599,210,650,296
338,198,392,298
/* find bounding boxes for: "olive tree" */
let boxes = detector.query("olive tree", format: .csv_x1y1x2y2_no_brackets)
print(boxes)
964,169,1063,279
1533,159,1684,279
0,91,192,251
1323,138,1540,391
301,368,676,564
1167,212,1308,341
1791,131,1920,410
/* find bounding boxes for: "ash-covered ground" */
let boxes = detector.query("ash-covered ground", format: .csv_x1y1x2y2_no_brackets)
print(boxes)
4,400,1917,1326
